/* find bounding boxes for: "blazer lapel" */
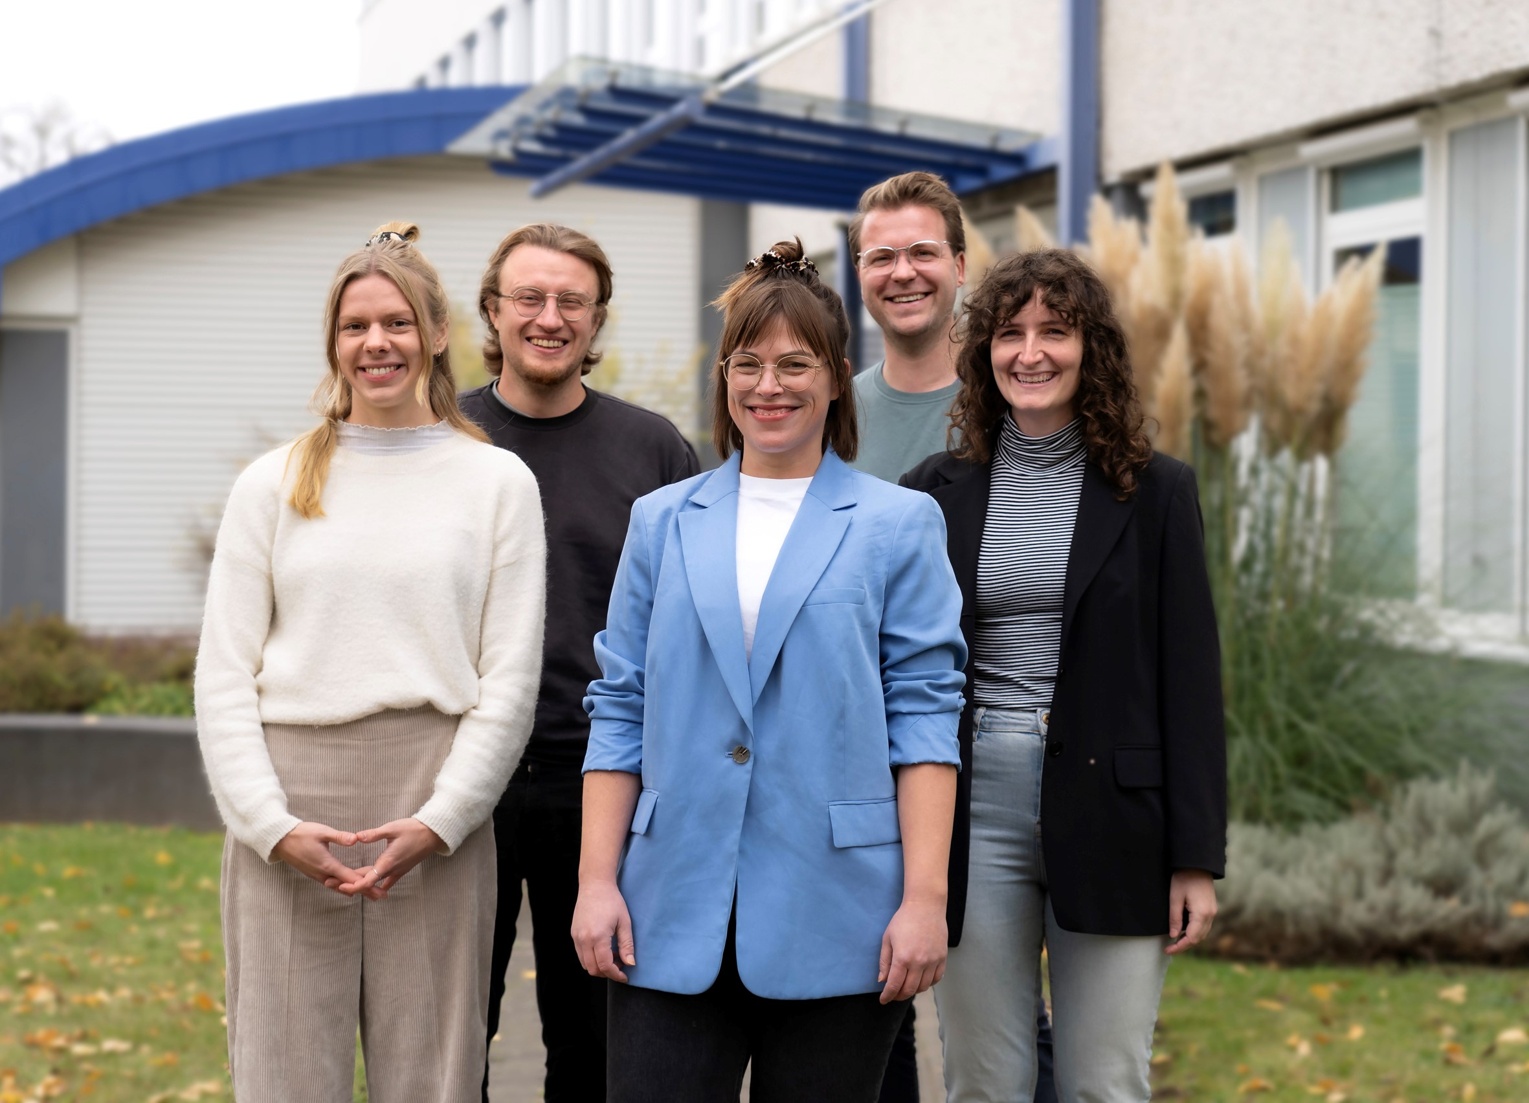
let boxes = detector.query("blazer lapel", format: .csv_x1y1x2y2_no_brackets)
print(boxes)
1059,463,1135,659
933,459,990,619
746,453,856,699
677,457,754,731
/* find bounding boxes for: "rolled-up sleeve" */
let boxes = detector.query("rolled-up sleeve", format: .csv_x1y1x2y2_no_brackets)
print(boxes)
880,495,967,768
582,500,654,776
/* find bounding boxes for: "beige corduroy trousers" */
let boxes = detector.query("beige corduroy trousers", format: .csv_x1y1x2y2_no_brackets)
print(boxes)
221,706,496,1103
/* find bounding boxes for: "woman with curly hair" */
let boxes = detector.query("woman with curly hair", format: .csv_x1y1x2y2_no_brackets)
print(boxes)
901,248,1226,1102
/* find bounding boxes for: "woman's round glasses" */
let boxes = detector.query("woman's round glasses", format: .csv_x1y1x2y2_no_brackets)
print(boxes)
498,287,596,322
721,353,822,391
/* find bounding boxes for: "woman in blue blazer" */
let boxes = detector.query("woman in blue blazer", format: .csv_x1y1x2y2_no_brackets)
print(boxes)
572,240,967,1103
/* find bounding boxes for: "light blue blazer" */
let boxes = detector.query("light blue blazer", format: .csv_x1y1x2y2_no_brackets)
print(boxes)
583,450,966,1000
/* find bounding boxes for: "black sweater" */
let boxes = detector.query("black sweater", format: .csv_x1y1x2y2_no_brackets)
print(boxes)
459,383,700,770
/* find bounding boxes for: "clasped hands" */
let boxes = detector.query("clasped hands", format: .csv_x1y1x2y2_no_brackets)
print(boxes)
270,818,445,901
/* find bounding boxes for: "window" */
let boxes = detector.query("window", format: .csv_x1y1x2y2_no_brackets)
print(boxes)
1259,166,1313,286
1331,148,1423,212
1324,148,1426,599
1187,190,1236,237
1444,116,1522,616
1330,237,1423,598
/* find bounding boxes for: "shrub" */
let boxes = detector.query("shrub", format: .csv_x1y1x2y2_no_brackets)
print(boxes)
0,612,196,714
88,679,195,717
1214,764,1529,964
0,613,117,712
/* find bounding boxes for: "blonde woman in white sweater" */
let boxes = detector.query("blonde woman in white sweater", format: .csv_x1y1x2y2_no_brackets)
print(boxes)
195,223,546,1103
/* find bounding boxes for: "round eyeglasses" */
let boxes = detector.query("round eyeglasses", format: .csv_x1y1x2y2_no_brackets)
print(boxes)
721,353,823,391
497,287,597,322
855,240,951,271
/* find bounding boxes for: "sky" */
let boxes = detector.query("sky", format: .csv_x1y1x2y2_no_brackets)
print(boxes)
0,0,362,147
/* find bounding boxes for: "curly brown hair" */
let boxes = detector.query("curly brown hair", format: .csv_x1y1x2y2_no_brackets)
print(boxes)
949,248,1151,498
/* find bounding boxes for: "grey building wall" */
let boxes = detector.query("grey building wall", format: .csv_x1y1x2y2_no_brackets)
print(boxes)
0,328,68,618
1100,0,1529,177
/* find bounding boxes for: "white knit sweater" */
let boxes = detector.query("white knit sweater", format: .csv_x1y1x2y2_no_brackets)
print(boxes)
194,432,547,860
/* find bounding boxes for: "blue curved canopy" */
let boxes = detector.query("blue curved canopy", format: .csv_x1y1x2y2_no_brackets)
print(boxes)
0,75,1054,279
0,88,522,271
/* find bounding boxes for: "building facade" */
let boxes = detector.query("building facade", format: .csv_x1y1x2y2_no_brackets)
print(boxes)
2,0,1527,650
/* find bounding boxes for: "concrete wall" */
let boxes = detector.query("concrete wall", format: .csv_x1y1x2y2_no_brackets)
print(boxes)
1101,0,1529,177
870,0,1058,137
0,716,219,830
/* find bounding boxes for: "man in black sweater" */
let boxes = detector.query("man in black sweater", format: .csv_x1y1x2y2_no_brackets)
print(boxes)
461,223,699,1103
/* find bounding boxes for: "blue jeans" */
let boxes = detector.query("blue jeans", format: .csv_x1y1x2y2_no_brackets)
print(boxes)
935,707,1169,1102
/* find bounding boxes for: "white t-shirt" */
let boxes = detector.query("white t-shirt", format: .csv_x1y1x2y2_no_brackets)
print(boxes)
736,473,813,658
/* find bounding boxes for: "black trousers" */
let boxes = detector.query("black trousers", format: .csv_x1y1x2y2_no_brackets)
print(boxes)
483,762,606,1103
878,996,1059,1102
606,915,907,1103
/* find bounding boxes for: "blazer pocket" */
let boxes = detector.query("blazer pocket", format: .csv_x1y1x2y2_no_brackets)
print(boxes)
1114,746,1164,789
802,587,867,606
630,788,658,835
828,798,901,847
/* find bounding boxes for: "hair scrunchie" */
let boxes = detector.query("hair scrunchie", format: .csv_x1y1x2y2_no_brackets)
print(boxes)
744,248,819,279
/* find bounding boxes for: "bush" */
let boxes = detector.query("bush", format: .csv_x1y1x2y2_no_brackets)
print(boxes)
88,679,195,717
0,613,117,712
0,611,195,715
1214,764,1529,964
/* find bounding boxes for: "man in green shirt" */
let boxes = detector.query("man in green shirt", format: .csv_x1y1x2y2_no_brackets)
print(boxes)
848,171,966,483
851,173,1059,1103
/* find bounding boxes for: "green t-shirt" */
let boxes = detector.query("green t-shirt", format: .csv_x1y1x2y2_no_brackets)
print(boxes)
849,362,961,484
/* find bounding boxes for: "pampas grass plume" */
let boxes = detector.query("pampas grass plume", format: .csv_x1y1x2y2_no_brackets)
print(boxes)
961,212,996,288
1148,163,1191,316
1154,317,1195,460
1185,243,1251,449
1084,194,1141,304
1015,206,1056,253
1314,246,1385,455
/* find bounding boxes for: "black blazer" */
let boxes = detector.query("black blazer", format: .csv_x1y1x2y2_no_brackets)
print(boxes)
902,450,1227,942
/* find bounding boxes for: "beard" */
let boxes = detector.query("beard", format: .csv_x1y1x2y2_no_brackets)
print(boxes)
501,349,585,391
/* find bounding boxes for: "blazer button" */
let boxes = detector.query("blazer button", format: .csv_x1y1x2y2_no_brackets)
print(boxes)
1047,740,1063,757
730,745,751,764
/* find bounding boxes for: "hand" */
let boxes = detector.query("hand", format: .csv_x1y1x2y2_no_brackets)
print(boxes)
1165,869,1218,955
271,821,365,891
336,818,446,901
878,897,948,1003
571,879,635,983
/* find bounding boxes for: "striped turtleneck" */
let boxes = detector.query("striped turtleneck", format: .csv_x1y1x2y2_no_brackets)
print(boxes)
972,416,1087,708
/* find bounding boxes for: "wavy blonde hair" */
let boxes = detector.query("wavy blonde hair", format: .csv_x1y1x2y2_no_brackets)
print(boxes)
287,221,488,519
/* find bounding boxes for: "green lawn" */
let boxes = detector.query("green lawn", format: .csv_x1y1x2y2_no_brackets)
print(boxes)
1153,958,1529,1101
3,825,1528,1102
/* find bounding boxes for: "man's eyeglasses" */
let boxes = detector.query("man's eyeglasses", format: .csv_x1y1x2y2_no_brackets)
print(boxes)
721,353,822,391
497,287,597,322
856,240,951,271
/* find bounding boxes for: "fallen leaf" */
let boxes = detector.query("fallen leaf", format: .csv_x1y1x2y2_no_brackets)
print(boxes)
34,921,58,933
1438,983,1468,1004
1345,1024,1365,1041
1150,1053,1172,1066
154,851,174,866
1461,1084,1476,1102
1508,901,1529,918
1255,999,1286,1012
1498,1027,1529,1045
149,1052,180,1068
1442,1041,1471,1066
1309,983,1337,1003
99,1039,132,1054
1237,1078,1275,1094
1325,1094,1346,1103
